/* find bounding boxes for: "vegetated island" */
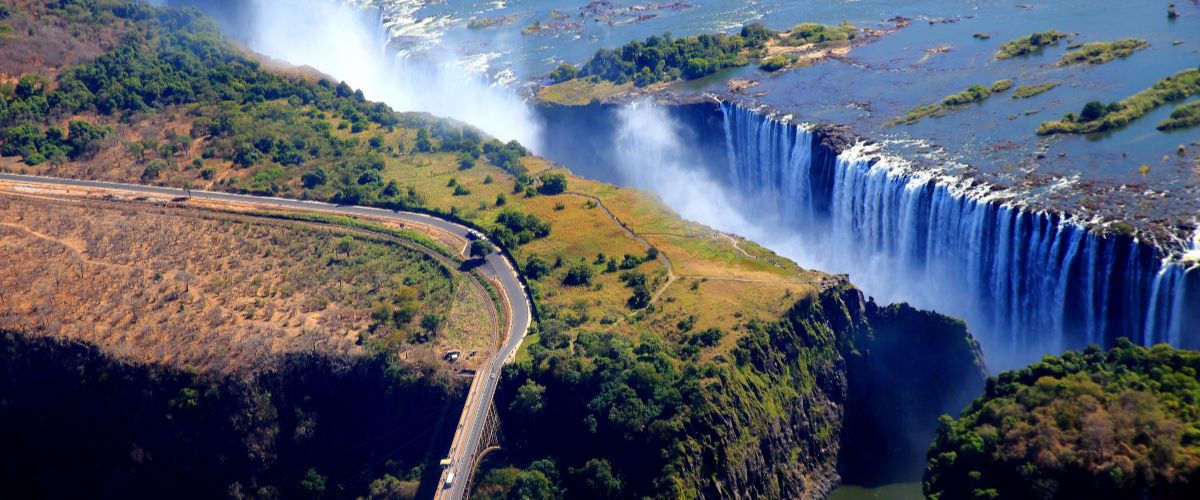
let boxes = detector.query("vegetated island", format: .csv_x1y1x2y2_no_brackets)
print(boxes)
537,21,883,104
891,79,1014,126
1057,38,1149,66
1012,82,1059,99
925,340,1200,500
1158,100,1200,131
1037,66,1200,135
995,30,1070,59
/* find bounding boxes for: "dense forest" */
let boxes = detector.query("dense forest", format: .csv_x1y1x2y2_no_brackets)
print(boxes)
551,24,776,87
0,330,459,499
925,340,1200,500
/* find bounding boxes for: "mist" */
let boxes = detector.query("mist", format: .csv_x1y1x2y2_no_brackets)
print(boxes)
188,0,542,150
613,102,754,229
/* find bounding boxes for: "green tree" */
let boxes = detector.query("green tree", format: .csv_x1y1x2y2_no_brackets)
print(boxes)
470,239,494,259
537,173,568,195
563,264,594,286
1080,100,1108,122
509,470,554,500
66,120,110,160
525,255,551,280
571,459,622,498
511,380,546,416
300,468,326,496
549,63,580,83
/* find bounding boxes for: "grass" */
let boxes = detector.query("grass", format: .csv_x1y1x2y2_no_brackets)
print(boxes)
892,79,1014,126
1012,82,1058,99
1057,38,1148,66
1038,67,1200,135
536,78,633,105
996,30,1069,59
1158,100,1200,131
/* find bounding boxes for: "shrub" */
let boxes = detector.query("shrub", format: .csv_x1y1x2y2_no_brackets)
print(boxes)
142,159,168,181
759,55,788,72
563,264,594,286
537,173,567,195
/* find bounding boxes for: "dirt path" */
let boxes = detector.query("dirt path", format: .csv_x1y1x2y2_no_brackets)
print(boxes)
566,191,679,304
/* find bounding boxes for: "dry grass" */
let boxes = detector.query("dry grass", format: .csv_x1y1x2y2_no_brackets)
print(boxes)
536,79,634,105
0,193,494,373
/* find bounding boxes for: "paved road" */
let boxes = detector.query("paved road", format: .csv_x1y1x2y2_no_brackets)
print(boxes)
0,172,531,499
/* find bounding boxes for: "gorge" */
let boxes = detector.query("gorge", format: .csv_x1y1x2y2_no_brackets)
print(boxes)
7,0,1197,497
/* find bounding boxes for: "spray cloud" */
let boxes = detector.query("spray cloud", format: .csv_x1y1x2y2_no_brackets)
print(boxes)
236,0,541,150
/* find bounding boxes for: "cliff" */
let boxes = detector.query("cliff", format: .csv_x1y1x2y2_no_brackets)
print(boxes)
0,330,463,499
488,280,987,498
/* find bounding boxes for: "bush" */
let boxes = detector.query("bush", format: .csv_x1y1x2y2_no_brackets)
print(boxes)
142,159,168,181
563,264,594,286
548,63,580,83
524,255,551,280
537,173,567,195
759,56,788,72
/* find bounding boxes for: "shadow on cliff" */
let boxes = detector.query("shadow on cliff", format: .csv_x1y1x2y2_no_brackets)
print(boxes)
0,330,463,499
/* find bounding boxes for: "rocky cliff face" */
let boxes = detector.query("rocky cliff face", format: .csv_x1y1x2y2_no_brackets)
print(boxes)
668,281,987,498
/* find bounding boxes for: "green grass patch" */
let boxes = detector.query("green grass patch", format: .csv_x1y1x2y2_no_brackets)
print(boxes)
1012,82,1058,99
1038,67,1200,135
1057,38,1148,66
996,30,1069,59
1158,100,1200,131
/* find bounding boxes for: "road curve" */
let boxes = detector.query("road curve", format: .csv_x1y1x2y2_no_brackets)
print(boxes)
0,172,531,499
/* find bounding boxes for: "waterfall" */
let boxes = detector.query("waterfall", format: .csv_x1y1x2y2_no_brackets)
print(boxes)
716,102,1196,367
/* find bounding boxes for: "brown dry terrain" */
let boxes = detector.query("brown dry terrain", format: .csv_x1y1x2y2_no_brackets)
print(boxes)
0,191,495,373
0,1,135,80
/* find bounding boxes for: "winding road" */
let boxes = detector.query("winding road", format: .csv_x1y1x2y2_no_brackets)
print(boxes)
0,172,531,500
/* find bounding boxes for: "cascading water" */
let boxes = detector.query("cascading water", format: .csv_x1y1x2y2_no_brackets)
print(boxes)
717,102,1197,367
178,0,542,149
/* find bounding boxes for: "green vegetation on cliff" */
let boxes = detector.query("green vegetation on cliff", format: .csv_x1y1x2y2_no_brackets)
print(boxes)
481,285,986,498
0,330,458,499
925,340,1200,500
1038,67,1200,135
